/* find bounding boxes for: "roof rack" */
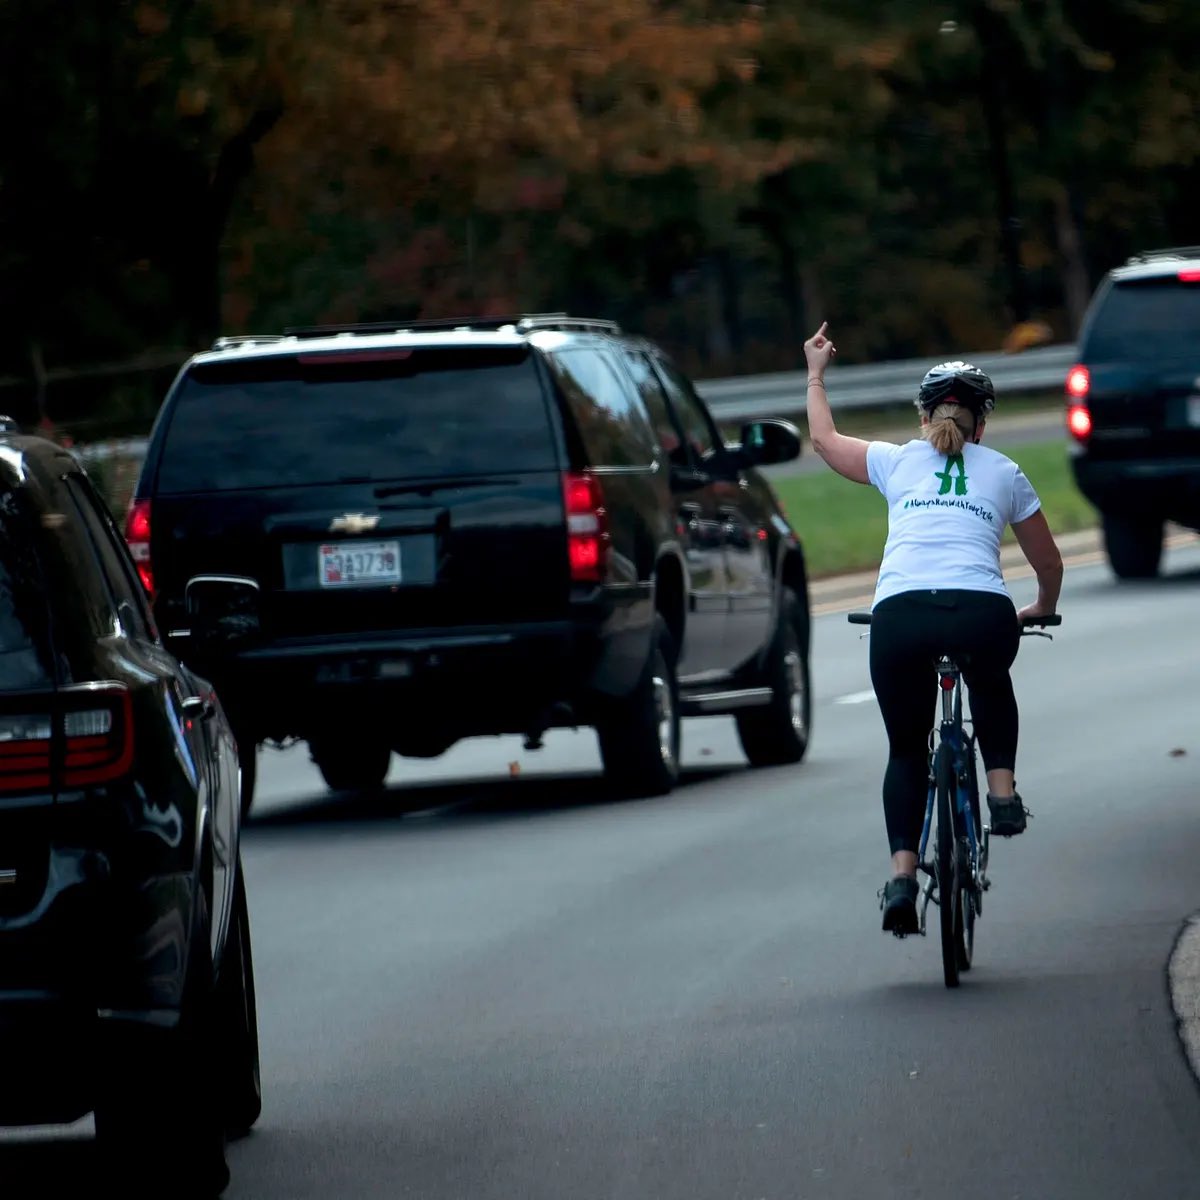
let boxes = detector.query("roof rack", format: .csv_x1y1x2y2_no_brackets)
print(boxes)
281,313,622,339
211,334,288,351
1124,246,1200,265
514,314,622,335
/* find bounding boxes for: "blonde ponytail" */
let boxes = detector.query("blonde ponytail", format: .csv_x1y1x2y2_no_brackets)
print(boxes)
924,403,974,456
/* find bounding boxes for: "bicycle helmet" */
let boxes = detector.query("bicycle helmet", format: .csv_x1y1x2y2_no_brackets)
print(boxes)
916,361,996,416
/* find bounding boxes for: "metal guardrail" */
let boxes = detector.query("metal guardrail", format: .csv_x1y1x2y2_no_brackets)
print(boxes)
72,342,1076,463
696,343,1076,421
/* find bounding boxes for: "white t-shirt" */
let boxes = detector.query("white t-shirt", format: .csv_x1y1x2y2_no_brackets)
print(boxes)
866,439,1041,607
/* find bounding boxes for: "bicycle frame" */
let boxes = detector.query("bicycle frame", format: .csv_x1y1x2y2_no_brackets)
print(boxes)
915,656,987,935
847,608,1059,962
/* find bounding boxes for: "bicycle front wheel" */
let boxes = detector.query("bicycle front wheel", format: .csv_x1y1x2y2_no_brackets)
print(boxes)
955,738,980,972
935,741,960,989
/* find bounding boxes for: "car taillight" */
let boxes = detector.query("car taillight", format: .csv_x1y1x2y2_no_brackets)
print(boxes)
0,686,134,795
61,685,135,788
0,713,53,793
124,499,153,595
1178,270,1200,283
1067,404,1093,441
563,472,609,584
1066,365,1090,400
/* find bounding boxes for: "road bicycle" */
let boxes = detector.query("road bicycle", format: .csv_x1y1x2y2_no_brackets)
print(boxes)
848,610,1061,987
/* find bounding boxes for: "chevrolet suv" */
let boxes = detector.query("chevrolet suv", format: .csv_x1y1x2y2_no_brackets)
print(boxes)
1066,247,1200,578
126,315,813,813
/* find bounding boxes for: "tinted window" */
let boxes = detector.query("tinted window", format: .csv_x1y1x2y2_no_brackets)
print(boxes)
155,348,558,494
549,348,656,467
1084,280,1200,360
653,358,719,460
0,489,55,690
622,351,688,465
66,476,156,641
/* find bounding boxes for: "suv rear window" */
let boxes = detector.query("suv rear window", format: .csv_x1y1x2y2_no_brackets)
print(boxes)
0,491,54,690
155,347,559,494
1083,279,1200,360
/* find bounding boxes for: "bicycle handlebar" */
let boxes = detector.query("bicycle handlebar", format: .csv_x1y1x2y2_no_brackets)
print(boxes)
846,611,1062,628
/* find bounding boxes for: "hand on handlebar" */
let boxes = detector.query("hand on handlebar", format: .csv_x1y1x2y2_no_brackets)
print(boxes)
1016,604,1060,627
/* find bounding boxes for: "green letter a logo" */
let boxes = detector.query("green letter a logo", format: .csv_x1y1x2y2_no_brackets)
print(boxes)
935,454,968,496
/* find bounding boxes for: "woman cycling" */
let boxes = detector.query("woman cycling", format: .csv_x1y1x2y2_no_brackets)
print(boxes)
803,323,1064,936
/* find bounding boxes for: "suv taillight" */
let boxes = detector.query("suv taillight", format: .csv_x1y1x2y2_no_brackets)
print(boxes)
1066,365,1090,400
61,685,135,787
0,713,53,793
1065,364,1092,443
0,685,134,794
563,472,609,584
125,499,153,595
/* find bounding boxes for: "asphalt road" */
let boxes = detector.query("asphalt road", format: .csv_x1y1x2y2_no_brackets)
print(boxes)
8,541,1200,1199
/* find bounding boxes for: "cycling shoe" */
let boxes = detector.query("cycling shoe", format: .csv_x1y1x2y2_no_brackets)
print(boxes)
987,792,1029,837
880,874,920,937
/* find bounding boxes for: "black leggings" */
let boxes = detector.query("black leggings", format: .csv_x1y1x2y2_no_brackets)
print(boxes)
869,590,1020,855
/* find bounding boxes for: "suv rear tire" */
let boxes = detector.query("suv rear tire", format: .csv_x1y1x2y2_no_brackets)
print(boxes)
736,587,811,767
597,615,680,798
216,869,262,1139
95,879,228,1195
310,739,391,794
1102,513,1163,579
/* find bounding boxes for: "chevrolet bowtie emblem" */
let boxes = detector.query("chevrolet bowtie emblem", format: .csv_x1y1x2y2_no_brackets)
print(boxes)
328,513,380,534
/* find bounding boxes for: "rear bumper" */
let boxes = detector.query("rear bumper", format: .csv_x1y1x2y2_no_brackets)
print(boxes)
178,613,641,741
0,848,190,1126
1071,455,1200,524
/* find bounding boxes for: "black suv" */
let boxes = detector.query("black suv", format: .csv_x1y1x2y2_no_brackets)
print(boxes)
0,424,259,1194
126,315,813,810
1066,247,1200,578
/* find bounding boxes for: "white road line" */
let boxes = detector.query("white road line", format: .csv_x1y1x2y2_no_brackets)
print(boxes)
835,689,877,705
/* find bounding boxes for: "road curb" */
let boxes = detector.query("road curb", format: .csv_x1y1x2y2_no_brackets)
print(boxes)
809,527,1105,609
809,526,1200,616
1168,915,1200,1084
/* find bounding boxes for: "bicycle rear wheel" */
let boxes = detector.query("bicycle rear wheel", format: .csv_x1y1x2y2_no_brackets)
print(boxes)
955,739,980,972
954,844,975,972
935,741,960,988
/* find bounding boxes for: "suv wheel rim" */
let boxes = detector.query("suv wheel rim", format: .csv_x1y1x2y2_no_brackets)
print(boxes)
653,673,676,769
784,649,806,737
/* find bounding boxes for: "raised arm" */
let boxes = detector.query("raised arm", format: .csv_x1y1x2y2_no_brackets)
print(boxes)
804,323,871,485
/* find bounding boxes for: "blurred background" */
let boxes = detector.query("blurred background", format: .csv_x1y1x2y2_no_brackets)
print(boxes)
0,0,1197,441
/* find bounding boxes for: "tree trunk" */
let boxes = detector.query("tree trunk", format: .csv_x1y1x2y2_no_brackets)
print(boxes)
713,247,744,369
198,104,285,340
704,258,733,369
971,3,1029,324
1053,186,1091,338
800,264,823,347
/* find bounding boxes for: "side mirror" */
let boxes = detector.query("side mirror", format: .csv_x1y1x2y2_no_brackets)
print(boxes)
185,575,262,650
737,419,802,467
668,464,710,493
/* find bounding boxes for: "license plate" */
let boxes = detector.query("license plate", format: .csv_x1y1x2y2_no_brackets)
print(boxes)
318,541,401,587
1188,395,1200,427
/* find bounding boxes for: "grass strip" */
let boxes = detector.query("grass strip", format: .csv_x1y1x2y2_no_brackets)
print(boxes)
772,439,1096,579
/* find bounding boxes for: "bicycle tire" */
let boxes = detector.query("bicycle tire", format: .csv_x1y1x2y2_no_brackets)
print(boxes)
955,740,980,972
935,740,959,988
955,841,974,972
